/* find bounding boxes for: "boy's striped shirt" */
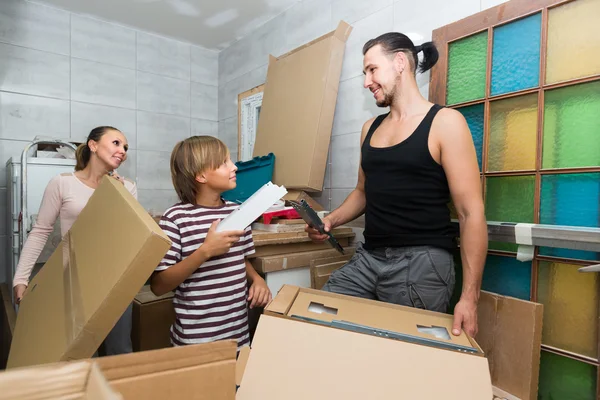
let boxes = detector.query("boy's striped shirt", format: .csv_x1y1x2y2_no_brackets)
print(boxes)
155,201,255,348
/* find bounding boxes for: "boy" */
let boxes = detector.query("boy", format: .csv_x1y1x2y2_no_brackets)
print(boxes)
151,136,271,349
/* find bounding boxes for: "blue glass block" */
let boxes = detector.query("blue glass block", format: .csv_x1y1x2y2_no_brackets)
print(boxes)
482,255,531,300
491,13,542,96
457,103,484,171
540,173,600,260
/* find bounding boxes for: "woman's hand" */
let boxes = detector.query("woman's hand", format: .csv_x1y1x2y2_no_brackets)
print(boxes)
109,171,126,186
14,284,27,304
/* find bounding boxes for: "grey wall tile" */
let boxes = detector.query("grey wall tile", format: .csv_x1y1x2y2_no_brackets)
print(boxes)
0,188,6,235
70,102,137,147
282,0,335,54
331,132,361,189
71,58,136,109
332,75,382,136
191,83,218,121
0,92,70,141
0,0,70,55
218,65,268,121
217,117,238,154
191,119,218,137
71,14,136,69
137,72,190,117
340,6,393,81
482,0,510,10
0,139,30,187
311,188,331,210
116,149,137,184
332,0,392,25
218,16,284,85
331,188,353,210
137,189,180,214
137,32,190,80
0,43,69,99
136,150,173,190
191,46,218,85
136,111,190,151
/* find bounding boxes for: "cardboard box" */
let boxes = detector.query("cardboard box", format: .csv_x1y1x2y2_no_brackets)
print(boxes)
476,291,543,400
282,190,324,211
0,360,122,400
237,285,492,399
97,340,236,399
0,284,16,369
131,285,175,352
0,340,237,400
309,254,354,289
250,247,355,274
252,21,352,192
7,177,172,369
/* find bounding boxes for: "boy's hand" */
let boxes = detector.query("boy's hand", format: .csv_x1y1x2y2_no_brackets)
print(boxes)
248,277,272,309
201,220,244,258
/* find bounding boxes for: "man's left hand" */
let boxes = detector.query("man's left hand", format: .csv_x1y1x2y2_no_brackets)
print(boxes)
452,298,478,337
248,277,272,309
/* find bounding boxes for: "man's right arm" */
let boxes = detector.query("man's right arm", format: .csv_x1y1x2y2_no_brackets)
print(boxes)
307,118,374,240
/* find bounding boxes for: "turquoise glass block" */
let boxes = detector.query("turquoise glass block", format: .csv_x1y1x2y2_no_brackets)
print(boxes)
482,255,531,300
457,103,484,171
491,13,542,95
540,173,600,260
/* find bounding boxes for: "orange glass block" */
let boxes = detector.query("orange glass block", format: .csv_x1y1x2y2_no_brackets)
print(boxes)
546,0,600,84
488,94,538,172
537,261,599,359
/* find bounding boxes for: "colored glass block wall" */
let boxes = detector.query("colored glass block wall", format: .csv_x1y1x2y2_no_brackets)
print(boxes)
443,2,600,397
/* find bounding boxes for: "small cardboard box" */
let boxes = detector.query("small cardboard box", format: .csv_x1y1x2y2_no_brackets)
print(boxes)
8,177,172,369
237,285,493,399
252,21,352,192
131,285,175,352
0,340,237,400
282,190,324,211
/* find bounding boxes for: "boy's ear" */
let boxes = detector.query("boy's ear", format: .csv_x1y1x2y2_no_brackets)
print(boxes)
195,172,207,184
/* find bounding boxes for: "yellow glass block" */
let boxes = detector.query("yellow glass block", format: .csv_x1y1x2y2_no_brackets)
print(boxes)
488,94,538,172
537,261,599,358
546,0,600,84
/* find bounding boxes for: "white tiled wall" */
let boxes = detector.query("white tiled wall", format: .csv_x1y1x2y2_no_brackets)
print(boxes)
0,0,219,282
218,0,509,217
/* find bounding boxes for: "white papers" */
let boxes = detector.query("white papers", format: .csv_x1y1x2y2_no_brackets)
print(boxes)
217,182,287,232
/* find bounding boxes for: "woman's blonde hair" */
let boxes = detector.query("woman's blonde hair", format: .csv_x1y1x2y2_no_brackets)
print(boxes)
170,136,229,204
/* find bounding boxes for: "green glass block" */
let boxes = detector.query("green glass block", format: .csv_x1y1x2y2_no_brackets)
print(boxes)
538,351,597,399
485,176,535,252
447,31,488,105
542,80,600,169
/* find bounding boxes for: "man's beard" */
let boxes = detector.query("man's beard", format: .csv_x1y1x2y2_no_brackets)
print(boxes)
376,86,396,108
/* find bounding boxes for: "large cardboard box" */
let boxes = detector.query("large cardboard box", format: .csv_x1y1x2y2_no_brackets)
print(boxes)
7,177,172,369
0,340,237,400
237,285,493,399
131,285,175,352
252,21,352,192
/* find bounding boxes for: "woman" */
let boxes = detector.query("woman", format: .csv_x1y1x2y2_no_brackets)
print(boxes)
13,126,137,355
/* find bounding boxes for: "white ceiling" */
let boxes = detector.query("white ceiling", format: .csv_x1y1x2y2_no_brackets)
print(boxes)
35,0,301,50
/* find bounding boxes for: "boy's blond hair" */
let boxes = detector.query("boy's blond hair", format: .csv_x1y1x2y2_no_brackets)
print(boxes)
170,136,229,204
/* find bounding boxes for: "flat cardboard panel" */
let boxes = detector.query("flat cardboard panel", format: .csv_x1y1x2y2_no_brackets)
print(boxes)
286,291,475,349
8,177,171,368
237,315,492,400
250,238,350,258
252,22,352,191
476,291,543,400
236,346,250,386
251,247,354,273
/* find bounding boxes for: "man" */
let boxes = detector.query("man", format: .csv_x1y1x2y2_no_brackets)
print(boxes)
307,33,487,337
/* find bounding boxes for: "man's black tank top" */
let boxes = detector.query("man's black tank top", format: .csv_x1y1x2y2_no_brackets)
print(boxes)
361,104,456,250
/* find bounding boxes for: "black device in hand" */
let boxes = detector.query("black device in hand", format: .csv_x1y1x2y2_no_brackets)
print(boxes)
288,199,345,255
